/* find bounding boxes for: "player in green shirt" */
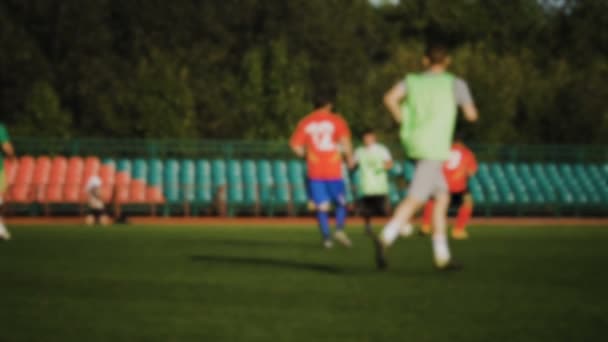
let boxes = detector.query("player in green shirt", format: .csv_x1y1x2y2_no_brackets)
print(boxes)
376,44,479,270
354,129,394,236
0,123,15,240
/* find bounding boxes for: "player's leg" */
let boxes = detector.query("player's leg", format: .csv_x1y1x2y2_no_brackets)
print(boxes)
0,169,10,240
359,197,373,235
431,191,451,268
380,161,439,247
420,200,434,235
452,192,473,240
431,180,461,270
309,180,333,248
329,180,352,247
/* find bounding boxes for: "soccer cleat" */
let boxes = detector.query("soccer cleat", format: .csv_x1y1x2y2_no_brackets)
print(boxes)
323,239,334,249
373,237,388,270
334,230,352,248
452,229,469,240
399,223,414,238
434,260,463,272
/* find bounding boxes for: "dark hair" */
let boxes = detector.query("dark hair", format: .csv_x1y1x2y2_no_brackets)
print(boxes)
361,128,375,138
453,130,466,142
425,44,449,65
313,88,336,109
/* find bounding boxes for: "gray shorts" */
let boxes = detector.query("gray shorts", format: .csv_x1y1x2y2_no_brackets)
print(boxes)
407,160,448,202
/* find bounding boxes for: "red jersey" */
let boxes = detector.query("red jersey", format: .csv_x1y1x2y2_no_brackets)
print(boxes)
290,110,350,180
444,143,478,193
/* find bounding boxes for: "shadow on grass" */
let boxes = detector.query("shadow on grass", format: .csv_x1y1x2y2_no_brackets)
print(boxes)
190,254,343,274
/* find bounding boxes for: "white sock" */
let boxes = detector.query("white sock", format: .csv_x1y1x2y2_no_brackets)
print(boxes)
399,223,414,237
432,234,451,267
0,222,8,237
381,218,402,246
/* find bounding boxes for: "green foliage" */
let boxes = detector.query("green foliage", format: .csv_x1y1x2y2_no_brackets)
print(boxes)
0,0,607,143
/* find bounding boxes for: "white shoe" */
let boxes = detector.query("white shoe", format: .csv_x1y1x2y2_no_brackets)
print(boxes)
0,224,11,241
323,239,334,249
334,230,352,248
399,223,414,238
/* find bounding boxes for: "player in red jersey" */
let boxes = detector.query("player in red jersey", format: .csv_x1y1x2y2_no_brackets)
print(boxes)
290,93,355,248
420,136,478,239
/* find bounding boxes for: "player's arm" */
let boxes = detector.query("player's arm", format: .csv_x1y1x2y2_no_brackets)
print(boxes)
340,135,355,169
455,79,478,123
382,146,393,170
337,117,355,168
384,82,406,124
467,149,478,177
289,121,306,158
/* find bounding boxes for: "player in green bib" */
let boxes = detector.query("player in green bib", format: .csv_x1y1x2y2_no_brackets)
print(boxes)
0,123,15,240
376,44,479,270
354,129,394,236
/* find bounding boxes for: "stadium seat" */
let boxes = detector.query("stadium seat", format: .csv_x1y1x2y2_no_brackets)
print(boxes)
163,159,180,203
147,159,163,187
242,160,259,205
226,160,245,211
46,157,68,203
99,161,116,203
180,159,195,202
129,180,147,202
32,156,51,203
194,160,213,204
115,159,132,204
63,156,84,203
9,156,35,203
132,159,148,181
272,160,291,206
256,160,274,207
80,157,101,201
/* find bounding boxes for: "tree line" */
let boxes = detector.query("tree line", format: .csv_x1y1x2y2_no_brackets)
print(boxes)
1,0,607,144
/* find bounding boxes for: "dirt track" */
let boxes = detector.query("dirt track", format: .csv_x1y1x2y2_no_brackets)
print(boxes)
5,216,608,227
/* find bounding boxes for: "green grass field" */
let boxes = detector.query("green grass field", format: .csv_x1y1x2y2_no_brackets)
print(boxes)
1,224,607,341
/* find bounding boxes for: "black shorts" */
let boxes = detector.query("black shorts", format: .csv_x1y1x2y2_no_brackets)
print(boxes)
88,208,106,220
358,195,388,217
450,190,471,207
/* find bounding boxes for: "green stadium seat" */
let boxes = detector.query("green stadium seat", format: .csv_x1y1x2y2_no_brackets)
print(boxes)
287,160,307,206
147,159,163,186
272,160,290,205
179,160,195,201
241,160,259,205
195,160,212,203
132,159,147,181
211,159,227,190
117,158,132,174
226,160,244,205
256,160,274,206
163,159,180,203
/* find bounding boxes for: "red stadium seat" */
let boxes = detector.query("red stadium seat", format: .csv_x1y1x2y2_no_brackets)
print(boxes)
115,184,130,204
146,186,165,204
129,180,146,203
98,164,116,203
8,156,35,203
63,157,84,203
33,157,52,202
80,157,101,201
45,157,68,203
4,158,16,185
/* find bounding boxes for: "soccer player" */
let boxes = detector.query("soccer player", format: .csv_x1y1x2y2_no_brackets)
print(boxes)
353,129,395,236
84,174,110,226
420,136,478,239
290,93,355,248
0,123,15,241
377,43,479,270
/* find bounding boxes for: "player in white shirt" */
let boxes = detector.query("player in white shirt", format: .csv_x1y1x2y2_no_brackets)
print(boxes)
85,175,110,226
